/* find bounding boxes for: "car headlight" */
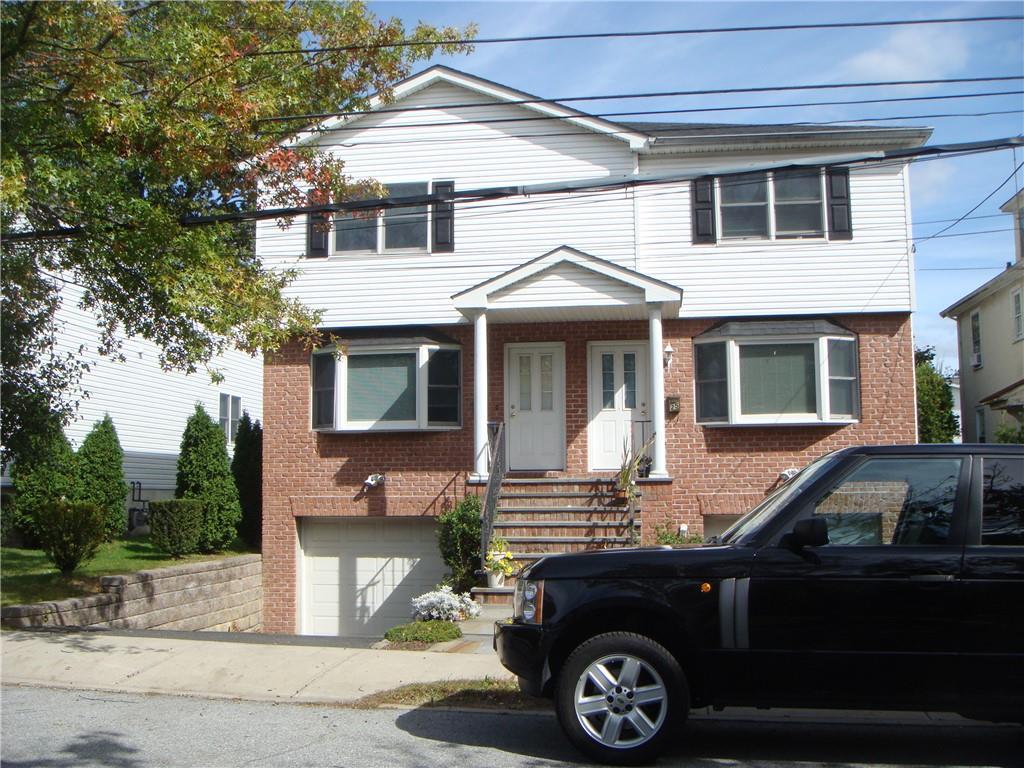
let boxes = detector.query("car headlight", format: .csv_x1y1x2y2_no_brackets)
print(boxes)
513,578,544,624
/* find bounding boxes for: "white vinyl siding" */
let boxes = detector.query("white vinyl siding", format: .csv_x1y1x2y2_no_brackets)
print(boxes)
50,282,263,492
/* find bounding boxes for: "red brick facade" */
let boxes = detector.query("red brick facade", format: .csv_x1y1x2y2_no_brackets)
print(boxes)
262,312,916,633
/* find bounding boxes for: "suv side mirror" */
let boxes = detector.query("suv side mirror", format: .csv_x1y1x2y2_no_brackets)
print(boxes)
788,517,829,549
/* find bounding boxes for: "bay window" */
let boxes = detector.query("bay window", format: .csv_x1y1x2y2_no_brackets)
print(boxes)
695,320,859,425
312,341,461,431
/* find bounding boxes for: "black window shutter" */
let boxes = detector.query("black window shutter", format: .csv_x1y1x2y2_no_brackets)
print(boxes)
432,180,455,253
306,212,329,258
692,177,716,244
826,168,853,240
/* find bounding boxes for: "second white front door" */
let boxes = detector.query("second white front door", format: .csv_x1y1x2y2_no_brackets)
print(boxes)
589,342,649,471
507,344,565,471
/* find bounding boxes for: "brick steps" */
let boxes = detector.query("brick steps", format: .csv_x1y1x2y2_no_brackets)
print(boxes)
479,476,639,605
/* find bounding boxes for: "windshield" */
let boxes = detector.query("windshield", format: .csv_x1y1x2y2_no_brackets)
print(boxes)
717,452,841,545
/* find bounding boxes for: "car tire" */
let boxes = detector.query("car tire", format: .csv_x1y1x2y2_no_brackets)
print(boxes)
555,632,688,765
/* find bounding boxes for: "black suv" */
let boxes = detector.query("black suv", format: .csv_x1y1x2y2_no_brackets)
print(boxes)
495,445,1024,764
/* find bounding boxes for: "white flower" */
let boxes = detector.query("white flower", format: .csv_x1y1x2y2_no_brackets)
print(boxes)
410,585,481,622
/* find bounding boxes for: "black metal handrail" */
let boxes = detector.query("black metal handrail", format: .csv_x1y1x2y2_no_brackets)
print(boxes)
480,421,507,572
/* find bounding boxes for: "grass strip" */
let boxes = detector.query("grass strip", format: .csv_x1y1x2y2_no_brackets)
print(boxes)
352,677,551,711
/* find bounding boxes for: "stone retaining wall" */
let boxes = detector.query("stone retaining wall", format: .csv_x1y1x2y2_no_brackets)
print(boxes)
1,555,261,631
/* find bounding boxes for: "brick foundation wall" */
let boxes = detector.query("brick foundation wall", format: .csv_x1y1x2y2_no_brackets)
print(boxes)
261,313,915,633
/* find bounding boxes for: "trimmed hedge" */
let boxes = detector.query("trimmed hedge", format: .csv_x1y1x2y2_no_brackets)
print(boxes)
384,620,462,644
35,500,106,575
176,404,241,552
74,415,128,540
149,499,204,558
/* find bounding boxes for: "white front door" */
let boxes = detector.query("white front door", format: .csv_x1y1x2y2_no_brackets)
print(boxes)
506,344,565,470
589,343,649,471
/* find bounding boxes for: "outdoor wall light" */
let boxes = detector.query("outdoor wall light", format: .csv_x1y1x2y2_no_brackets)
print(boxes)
363,473,385,488
663,343,674,369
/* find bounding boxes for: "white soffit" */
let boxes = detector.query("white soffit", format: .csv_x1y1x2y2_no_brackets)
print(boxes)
453,245,683,319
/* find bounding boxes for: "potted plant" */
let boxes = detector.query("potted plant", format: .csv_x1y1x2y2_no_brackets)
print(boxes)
615,434,655,504
484,537,520,588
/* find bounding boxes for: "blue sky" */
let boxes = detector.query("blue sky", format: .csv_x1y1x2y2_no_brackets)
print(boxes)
371,1,1024,369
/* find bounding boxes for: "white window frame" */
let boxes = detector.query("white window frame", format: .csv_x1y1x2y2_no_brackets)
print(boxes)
1011,288,1023,342
695,334,859,426
219,393,241,442
311,343,461,432
976,407,987,443
332,180,434,256
716,169,828,242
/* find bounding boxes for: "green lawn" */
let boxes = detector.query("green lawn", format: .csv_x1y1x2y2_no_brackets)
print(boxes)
1,536,253,607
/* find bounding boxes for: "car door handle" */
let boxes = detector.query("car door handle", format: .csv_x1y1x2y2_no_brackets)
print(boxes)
909,574,955,582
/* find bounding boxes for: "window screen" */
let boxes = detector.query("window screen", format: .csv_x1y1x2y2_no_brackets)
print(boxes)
827,339,859,418
739,343,816,415
774,169,824,237
384,182,429,249
347,353,417,422
312,353,335,428
695,342,728,422
720,173,768,238
427,349,460,425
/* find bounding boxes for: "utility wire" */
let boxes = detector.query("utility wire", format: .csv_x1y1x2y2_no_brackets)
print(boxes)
917,160,1024,242
258,75,1024,125
250,15,1024,56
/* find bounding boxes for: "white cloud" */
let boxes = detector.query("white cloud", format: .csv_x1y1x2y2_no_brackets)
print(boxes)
839,26,970,82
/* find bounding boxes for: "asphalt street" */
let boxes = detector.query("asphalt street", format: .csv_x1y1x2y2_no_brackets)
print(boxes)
2,686,1021,768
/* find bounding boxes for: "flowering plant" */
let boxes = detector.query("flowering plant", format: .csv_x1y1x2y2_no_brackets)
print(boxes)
485,537,521,577
410,585,481,622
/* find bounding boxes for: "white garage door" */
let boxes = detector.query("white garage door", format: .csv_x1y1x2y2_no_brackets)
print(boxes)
299,518,447,637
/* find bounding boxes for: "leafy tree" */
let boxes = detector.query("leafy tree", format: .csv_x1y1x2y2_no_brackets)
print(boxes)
176,404,241,552
915,347,959,443
0,1,473,463
6,417,78,544
231,412,263,549
437,495,482,593
73,415,128,540
994,421,1024,444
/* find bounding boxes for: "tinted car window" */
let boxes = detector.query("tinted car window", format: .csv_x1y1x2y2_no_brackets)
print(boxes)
813,458,961,545
982,457,1024,545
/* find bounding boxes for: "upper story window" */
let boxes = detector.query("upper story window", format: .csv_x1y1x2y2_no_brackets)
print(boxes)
1011,288,1023,342
694,319,859,426
692,166,852,244
970,310,983,367
307,181,454,258
311,338,461,432
219,393,241,442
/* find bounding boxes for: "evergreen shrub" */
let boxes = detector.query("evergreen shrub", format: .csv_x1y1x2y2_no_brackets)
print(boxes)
148,499,204,558
231,412,263,550
176,404,241,552
35,500,105,574
437,494,482,593
74,415,128,540
7,420,78,545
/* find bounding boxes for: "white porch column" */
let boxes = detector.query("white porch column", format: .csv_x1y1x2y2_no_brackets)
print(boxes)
648,303,668,478
473,309,489,479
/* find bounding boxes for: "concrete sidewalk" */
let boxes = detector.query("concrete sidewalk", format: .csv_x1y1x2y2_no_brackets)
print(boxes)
1,628,512,705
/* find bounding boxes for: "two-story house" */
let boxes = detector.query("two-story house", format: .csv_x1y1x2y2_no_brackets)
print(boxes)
257,66,928,637
941,189,1024,442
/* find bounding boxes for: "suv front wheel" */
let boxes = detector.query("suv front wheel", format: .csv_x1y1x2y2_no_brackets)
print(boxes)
555,632,688,765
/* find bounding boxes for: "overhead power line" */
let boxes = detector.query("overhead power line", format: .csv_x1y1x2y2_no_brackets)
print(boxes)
258,75,1024,125
259,89,1022,139
917,159,1024,242
250,15,1024,56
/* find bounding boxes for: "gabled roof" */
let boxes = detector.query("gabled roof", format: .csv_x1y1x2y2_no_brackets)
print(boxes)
286,65,931,155
452,246,682,319
940,260,1024,319
289,65,649,150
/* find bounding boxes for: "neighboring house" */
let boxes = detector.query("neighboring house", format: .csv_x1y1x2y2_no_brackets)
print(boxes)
941,189,1024,443
257,66,928,636
2,279,263,523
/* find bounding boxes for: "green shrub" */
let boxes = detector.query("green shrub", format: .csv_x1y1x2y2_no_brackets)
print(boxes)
34,500,106,575
73,415,128,541
176,404,242,552
437,494,482,593
384,620,462,644
231,412,262,550
653,523,704,547
995,421,1024,444
149,499,204,558
8,419,78,545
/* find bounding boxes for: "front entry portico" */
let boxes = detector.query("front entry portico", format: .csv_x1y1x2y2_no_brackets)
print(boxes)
453,246,682,481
